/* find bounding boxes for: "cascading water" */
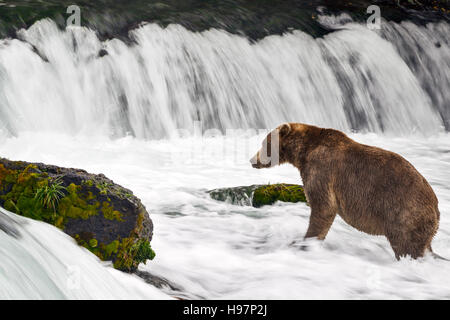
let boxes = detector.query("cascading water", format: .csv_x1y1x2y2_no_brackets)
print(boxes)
0,17,448,139
0,207,169,299
1,14,450,299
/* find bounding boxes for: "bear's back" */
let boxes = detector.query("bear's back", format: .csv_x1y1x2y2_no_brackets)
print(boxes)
323,132,439,224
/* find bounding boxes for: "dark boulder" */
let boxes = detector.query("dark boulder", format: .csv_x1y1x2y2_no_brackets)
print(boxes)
0,157,155,272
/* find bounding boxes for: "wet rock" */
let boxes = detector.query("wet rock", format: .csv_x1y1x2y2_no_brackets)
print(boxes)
2,0,448,42
0,157,155,272
209,183,307,208
134,270,181,291
98,48,108,57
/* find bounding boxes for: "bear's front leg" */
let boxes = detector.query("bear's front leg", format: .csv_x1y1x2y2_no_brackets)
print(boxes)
304,207,337,240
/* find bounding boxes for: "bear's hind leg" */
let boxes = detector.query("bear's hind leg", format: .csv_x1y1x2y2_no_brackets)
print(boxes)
387,210,437,260
387,231,432,260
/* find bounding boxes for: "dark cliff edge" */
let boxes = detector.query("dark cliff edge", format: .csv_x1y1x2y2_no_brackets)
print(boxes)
0,0,448,42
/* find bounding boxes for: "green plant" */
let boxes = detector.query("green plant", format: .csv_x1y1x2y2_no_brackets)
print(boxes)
134,240,156,264
35,178,66,217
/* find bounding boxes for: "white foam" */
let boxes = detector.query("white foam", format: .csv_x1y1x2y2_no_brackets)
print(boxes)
0,132,449,299
0,19,447,138
0,206,171,299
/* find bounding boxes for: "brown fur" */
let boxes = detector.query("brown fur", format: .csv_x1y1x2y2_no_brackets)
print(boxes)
250,123,440,259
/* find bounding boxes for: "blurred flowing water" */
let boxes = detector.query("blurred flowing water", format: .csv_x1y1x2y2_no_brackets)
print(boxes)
0,15,449,299
0,207,170,299
0,17,448,138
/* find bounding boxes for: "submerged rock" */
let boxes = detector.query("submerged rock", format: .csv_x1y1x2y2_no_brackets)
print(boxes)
209,183,307,208
0,158,155,272
134,270,181,291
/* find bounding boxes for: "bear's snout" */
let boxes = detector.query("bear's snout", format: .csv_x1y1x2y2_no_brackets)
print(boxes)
251,161,262,169
250,153,260,168
250,151,270,169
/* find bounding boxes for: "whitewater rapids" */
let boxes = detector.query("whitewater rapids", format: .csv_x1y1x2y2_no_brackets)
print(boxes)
0,205,170,299
0,15,449,299
0,132,449,299
0,17,448,138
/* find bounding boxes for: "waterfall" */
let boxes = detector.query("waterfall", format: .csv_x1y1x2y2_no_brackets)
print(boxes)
0,17,448,139
0,207,169,299
1,14,450,300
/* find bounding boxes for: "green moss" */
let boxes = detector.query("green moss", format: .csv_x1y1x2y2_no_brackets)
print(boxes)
110,213,155,271
134,239,156,263
89,238,98,248
0,166,101,237
74,234,101,259
96,180,134,200
0,161,154,273
113,238,156,271
96,182,112,195
101,201,124,222
104,240,120,258
57,183,100,221
0,164,57,224
74,233,155,271
83,179,94,187
252,183,307,208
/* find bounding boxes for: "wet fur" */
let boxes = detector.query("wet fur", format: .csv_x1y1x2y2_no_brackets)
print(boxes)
251,123,440,259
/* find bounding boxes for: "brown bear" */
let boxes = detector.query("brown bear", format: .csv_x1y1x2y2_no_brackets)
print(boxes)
250,123,440,259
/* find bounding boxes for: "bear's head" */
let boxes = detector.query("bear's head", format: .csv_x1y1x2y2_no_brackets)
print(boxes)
250,122,309,169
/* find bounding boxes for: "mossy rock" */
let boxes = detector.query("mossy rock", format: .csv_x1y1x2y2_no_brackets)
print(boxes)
252,184,307,207
0,157,155,272
208,183,307,208
208,185,258,206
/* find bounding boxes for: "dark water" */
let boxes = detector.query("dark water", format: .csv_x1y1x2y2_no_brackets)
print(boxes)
0,0,448,41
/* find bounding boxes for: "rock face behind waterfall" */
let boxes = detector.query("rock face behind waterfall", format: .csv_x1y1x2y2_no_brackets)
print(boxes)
0,158,155,272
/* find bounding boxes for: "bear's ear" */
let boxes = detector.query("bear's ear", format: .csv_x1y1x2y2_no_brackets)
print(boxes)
278,123,291,137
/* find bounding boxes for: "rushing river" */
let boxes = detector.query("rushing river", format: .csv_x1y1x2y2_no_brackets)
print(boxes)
1,132,449,299
0,14,449,299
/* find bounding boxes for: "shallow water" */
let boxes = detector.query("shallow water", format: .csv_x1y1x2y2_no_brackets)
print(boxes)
1,132,449,299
